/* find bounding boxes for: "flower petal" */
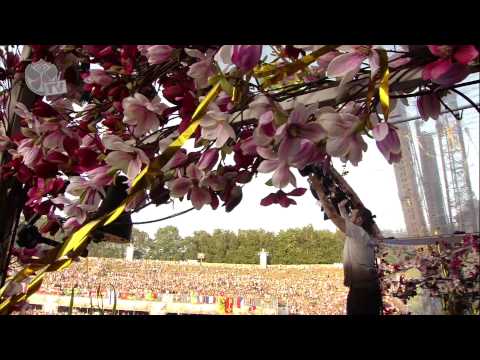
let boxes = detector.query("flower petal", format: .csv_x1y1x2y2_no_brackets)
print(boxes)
257,159,279,173
272,163,291,189
168,177,192,197
190,186,211,210
278,137,301,161
327,52,367,78
454,45,479,65
372,122,389,141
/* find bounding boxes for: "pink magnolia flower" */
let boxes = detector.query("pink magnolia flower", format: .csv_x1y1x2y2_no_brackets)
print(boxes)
423,45,478,86
103,135,150,181
260,188,307,208
247,95,276,119
239,136,258,156
197,148,219,171
163,149,188,171
372,122,402,164
185,48,216,90
51,195,95,224
256,146,299,189
200,103,236,148
26,177,65,207
257,139,318,189
167,164,212,210
0,135,11,152
43,129,68,151
316,51,341,70
215,91,235,112
82,69,113,87
275,103,326,157
138,45,174,65
84,165,113,188
16,138,42,168
417,93,441,121
303,51,342,82
216,45,263,72
318,107,367,166
65,176,105,207
63,217,82,233
122,93,167,137
253,111,277,147
327,45,381,79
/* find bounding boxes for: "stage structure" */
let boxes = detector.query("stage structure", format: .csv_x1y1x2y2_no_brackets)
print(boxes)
391,92,479,237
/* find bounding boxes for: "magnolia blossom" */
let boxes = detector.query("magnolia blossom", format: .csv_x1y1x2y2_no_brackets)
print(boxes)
167,164,212,210
163,149,188,171
84,165,113,187
275,103,326,157
51,195,96,224
423,45,478,86
0,135,11,152
417,94,441,121
138,45,174,65
103,135,150,181
318,107,367,166
372,122,402,164
260,188,307,208
327,45,381,79
122,93,167,137
197,148,219,171
16,138,42,168
83,69,113,86
63,218,82,233
200,103,236,148
247,95,275,119
216,45,263,72
253,111,277,147
256,142,315,189
185,48,216,89
65,176,105,207
25,177,65,207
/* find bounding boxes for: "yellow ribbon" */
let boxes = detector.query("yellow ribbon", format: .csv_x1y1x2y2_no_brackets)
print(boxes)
377,49,390,122
254,45,339,89
363,49,390,130
0,82,222,314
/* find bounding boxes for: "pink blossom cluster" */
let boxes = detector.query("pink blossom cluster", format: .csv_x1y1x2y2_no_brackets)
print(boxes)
0,44,477,280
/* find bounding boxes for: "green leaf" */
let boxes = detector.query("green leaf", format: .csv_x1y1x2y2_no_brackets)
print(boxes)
265,179,274,187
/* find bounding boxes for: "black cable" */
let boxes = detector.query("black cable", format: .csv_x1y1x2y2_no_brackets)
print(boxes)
131,207,195,225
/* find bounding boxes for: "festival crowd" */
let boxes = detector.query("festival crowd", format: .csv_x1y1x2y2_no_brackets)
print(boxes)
25,258,348,315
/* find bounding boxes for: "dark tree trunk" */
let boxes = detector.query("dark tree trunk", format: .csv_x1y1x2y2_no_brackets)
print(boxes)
0,46,36,286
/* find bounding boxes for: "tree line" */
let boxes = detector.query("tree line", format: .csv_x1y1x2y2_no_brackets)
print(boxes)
88,225,345,264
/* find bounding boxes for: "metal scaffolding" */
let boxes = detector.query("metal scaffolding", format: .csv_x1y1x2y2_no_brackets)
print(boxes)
435,95,478,233
392,92,479,236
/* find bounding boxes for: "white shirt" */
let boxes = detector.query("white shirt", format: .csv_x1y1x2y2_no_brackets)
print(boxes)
340,208,378,288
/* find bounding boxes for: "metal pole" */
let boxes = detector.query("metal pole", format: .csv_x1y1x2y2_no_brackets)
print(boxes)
390,103,479,125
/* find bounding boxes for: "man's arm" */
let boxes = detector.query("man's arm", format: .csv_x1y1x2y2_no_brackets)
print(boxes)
309,175,346,234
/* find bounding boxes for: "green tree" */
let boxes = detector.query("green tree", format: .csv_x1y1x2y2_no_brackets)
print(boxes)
151,226,182,260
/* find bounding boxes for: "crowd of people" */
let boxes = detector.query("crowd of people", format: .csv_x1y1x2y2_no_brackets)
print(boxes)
28,258,348,315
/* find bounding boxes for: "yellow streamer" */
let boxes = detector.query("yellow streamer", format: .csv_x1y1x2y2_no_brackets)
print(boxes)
254,45,339,89
378,49,390,122
363,49,390,130
0,82,222,315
